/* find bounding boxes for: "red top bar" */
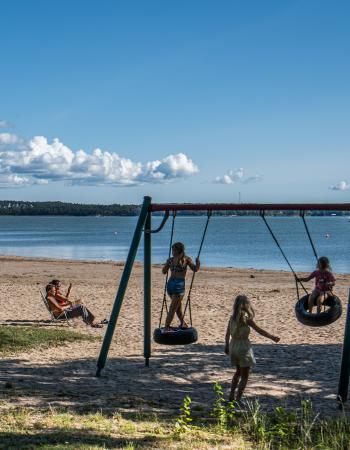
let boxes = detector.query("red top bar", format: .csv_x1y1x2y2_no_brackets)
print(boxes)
150,203,350,212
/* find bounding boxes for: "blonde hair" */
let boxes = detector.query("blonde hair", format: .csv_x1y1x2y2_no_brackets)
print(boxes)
232,295,255,326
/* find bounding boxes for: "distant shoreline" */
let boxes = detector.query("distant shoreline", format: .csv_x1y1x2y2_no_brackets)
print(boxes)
0,200,349,217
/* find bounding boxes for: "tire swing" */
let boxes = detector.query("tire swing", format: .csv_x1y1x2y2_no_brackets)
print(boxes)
261,211,342,327
153,211,211,345
295,212,342,327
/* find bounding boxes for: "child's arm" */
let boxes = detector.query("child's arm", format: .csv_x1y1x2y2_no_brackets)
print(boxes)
162,259,170,274
327,273,336,288
247,319,280,343
187,257,200,272
224,320,231,354
297,272,315,283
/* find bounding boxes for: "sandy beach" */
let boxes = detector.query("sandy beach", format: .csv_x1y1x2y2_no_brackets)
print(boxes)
0,255,349,416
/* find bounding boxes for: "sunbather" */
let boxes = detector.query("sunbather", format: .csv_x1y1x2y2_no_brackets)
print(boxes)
45,282,103,328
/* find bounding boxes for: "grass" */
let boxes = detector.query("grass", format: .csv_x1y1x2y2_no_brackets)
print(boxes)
1,396,350,449
0,408,247,449
0,325,97,355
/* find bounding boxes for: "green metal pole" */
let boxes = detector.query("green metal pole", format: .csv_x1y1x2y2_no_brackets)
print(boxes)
96,196,152,377
338,289,350,404
144,210,152,367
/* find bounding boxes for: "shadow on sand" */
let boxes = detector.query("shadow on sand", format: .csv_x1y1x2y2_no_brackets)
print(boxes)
0,342,345,416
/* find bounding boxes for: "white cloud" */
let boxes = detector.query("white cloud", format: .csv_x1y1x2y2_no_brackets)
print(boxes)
214,168,244,184
243,175,263,184
0,120,10,128
214,168,262,185
0,133,21,145
329,181,350,191
145,153,198,181
0,174,48,188
0,135,199,187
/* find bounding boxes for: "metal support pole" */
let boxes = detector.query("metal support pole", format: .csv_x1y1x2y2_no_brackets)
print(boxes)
96,196,151,377
144,211,152,367
338,289,350,404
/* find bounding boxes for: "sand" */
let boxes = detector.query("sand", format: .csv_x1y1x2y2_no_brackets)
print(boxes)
0,255,349,416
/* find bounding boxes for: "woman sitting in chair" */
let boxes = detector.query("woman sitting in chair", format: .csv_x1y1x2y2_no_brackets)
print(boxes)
45,282,103,328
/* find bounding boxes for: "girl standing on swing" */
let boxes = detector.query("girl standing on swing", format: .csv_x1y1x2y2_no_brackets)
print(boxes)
162,242,200,330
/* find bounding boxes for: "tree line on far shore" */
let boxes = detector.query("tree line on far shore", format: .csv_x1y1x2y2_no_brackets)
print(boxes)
0,200,348,216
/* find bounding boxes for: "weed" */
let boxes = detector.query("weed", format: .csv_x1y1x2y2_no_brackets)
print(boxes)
174,396,192,434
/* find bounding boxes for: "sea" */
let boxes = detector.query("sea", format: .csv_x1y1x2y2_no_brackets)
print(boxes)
0,215,349,273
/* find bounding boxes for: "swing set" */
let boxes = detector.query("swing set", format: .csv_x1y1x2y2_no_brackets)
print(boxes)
96,197,350,404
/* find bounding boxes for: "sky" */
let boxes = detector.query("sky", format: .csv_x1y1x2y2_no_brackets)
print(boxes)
0,0,350,204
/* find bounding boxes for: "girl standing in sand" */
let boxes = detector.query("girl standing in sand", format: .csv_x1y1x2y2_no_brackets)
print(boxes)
225,295,280,402
162,242,200,330
297,256,335,314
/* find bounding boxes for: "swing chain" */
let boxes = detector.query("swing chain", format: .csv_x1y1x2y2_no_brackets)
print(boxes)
260,210,308,299
158,211,177,327
300,210,318,261
181,210,212,327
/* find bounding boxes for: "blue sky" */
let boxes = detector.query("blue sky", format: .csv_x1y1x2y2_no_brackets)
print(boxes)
1,0,349,204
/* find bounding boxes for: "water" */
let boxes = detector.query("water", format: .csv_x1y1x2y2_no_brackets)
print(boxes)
0,215,349,273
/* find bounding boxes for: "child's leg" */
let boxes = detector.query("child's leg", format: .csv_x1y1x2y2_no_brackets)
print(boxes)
175,302,188,327
317,291,329,313
308,290,318,313
229,366,241,401
164,294,183,328
236,367,250,402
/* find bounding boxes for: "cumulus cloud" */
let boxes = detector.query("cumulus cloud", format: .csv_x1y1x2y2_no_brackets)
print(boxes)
0,133,21,145
0,174,48,188
214,168,243,184
329,181,350,191
214,169,262,185
0,134,199,188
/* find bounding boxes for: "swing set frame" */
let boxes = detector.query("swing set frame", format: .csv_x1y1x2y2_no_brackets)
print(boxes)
96,196,350,405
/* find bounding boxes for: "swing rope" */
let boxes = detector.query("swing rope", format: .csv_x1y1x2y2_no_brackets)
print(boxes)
158,211,176,328
260,211,308,298
300,211,318,260
181,210,212,327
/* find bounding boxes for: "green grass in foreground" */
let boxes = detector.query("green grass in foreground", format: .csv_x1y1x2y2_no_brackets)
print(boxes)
1,386,350,449
0,407,245,450
0,325,96,355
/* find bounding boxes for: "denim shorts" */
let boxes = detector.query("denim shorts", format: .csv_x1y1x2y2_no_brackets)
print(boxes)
167,277,185,296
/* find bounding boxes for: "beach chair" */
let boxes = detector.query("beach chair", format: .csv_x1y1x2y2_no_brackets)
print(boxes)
39,289,72,326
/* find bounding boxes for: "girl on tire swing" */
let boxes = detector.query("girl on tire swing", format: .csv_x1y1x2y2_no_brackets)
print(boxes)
297,256,336,314
162,242,200,331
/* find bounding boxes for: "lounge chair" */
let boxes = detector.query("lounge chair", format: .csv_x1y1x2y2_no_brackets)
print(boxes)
39,289,72,326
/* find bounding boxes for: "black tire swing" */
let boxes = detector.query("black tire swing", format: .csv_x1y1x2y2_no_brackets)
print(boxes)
261,211,342,327
295,212,342,326
153,211,211,345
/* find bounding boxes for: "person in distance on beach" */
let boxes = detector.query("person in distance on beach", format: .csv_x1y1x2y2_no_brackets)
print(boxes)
225,294,280,403
46,281,103,328
297,256,335,314
162,242,200,331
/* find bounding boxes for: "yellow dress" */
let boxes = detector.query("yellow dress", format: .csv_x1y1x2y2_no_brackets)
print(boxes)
229,316,256,368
